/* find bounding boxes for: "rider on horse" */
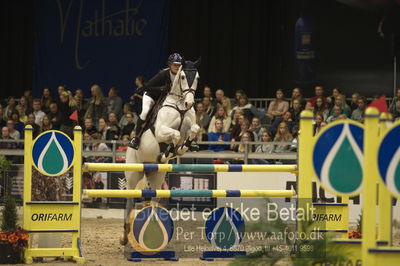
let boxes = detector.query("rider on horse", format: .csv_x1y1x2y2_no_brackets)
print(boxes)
128,53,184,149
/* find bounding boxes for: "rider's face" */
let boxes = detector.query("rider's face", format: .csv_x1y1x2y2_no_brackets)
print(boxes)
170,63,181,74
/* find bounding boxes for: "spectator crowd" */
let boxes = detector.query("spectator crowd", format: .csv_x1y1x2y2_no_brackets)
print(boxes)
1,79,400,164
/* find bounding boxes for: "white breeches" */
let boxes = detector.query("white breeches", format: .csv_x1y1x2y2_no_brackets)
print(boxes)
140,93,155,121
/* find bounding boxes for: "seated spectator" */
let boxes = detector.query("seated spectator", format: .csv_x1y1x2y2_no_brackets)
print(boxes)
203,85,213,99
291,124,300,141
41,87,53,113
98,118,119,148
274,121,293,153
208,106,231,134
40,115,53,133
326,106,342,123
314,96,329,121
106,87,123,116
47,103,62,130
107,112,121,137
290,126,299,153
351,96,366,123
0,127,18,162
221,96,233,117
270,111,294,138
305,101,314,112
231,117,253,142
32,99,46,126
314,114,325,135
254,131,275,164
75,89,88,118
59,91,78,137
392,101,400,121
202,96,215,118
249,117,266,141
265,89,289,123
231,119,255,145
25,113,40,138
84,84,107,126
91,133,111,163
207,119,230,152
233,89,245,107
389,88,400,115
121,112,135,137
130,76,145,116
232,94,263,122
308,85,327,107
330,94,351,118
4,96,17,121
230,108,244,128
16,105,27,124
288,98,303,124
255,131,275,155
6,119,20,140
215,89,225,106
350,93,360,112
290,88,306,109
326,87,342,109
19,95,32,114
195,102,211,141
119,103,136,128
10,111,24,135
0,108,6,128
23,90,34,111
84,118,98,135
83,132,93,162
230,132,254,164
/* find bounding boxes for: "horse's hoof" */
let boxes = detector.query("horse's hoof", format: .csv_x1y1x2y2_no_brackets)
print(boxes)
157,154,164,163
120,233,128,246
177,146,188,155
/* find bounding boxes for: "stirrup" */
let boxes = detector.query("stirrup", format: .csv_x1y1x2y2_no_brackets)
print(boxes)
128,137,140,150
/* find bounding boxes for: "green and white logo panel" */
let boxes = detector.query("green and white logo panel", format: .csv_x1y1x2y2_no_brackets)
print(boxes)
312,121,364,196
377,123,400,198
32,131,75,176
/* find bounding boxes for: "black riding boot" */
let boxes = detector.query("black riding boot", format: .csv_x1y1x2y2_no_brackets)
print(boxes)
128,118,144,149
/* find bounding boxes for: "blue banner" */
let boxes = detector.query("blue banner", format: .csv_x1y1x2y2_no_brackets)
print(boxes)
294,16,315,86
34,0,169,100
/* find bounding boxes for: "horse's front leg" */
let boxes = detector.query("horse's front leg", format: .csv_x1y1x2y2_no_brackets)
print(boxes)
156,125,181,163
176,124,200,156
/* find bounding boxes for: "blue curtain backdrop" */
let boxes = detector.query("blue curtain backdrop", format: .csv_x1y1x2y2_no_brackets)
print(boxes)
33,0,169,101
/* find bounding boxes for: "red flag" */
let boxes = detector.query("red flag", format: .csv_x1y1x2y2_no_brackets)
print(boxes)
368,96,388,113
69,110,79,121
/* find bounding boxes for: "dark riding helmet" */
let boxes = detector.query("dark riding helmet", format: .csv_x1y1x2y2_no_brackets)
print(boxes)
167,53,183,65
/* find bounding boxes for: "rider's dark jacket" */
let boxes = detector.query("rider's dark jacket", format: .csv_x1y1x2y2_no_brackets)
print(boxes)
144,68,173,100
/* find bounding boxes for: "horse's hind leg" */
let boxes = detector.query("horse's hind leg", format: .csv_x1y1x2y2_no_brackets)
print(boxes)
145,171,167,207
121,170,144,245
176,124,200,155
146,171,166,190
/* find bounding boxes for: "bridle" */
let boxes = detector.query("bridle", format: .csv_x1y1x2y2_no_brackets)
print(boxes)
167,69,197,103
180,69,197,98
162,68,198,131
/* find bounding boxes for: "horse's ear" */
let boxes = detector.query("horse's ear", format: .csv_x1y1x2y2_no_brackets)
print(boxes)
181,56,186,68
194,57,201,68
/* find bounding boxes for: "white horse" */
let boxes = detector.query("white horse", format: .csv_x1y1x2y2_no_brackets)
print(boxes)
121,59,201,244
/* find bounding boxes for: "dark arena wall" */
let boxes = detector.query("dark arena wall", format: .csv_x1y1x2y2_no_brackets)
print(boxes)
0,0,398,100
